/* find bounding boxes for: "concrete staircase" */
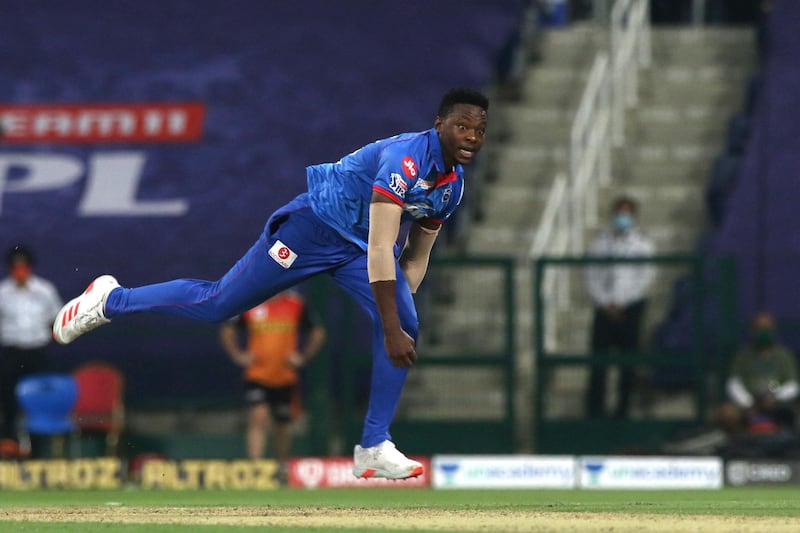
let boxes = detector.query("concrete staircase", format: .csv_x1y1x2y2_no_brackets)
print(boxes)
469,25,605,257
550,27,756,424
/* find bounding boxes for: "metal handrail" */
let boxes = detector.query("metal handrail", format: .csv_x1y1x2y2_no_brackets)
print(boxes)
570,52,612,254
610,0,651,145
529,173,570,351
529,173,569,259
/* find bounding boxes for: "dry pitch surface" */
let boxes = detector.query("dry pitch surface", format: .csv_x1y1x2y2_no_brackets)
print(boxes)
3,506,800,532
2,489,800,532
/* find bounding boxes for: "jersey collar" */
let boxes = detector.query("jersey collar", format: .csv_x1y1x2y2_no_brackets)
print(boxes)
427,127,448,174
427,127,460,186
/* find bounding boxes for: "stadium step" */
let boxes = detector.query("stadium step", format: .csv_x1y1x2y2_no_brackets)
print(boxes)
649,26,757,66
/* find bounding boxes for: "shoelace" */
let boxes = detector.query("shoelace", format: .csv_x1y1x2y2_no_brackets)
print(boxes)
377,442,412,465
72,302,105,331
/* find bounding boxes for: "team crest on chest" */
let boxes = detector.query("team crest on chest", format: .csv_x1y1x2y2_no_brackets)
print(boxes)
442,187,452,203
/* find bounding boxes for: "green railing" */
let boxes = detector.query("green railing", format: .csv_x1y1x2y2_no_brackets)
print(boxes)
304,256,517,455
533,254,737,454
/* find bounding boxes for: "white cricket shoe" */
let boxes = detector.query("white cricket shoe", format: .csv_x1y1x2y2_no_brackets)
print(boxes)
352,440,424,480
52,275,120,345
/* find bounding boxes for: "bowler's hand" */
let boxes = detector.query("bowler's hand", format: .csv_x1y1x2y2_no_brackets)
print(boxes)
385,329,417,368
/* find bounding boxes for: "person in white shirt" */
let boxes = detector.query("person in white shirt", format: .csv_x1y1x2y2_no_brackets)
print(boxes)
0,245,63,442
584,196,655,418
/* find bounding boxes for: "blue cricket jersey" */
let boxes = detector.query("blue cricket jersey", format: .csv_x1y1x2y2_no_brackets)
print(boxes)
306,128,464,251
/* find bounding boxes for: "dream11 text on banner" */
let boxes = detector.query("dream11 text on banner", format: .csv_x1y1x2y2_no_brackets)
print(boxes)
0,103,205,143
0,102,205,218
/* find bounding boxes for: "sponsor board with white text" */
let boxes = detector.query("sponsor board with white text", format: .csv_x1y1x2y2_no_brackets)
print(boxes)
580,456,722,489
433,455,576,489
726,460,800,486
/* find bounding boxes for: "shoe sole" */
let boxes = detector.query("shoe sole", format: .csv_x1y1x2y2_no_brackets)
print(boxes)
353,465,424,480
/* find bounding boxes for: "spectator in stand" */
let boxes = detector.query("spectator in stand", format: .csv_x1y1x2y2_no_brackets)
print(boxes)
220,290,325,471
584,196,656,418
717,312,799,434
0,244,63,451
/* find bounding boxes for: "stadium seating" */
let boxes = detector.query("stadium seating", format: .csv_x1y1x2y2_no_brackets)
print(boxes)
72,363,125,457
15,374,79,457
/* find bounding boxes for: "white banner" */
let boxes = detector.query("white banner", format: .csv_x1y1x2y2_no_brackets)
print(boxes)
433,455,576,489
579,456,722,489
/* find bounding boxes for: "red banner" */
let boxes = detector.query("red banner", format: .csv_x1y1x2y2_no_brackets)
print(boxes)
0,103,205,143
288,457,431,488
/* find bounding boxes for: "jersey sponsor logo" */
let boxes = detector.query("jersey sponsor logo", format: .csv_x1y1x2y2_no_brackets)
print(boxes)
401,156,418,179
388,172,408,198
268,240,298,268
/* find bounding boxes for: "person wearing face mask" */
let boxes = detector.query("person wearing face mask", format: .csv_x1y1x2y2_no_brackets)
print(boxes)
0,244,63,446
584,196,656,418
717,312,799,434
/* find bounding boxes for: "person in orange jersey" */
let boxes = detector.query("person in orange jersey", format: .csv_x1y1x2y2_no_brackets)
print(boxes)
220,290,325,466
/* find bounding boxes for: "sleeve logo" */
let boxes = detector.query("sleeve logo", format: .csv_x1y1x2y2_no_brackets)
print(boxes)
268,240,298,268
402,156,418,179
389,172,408,199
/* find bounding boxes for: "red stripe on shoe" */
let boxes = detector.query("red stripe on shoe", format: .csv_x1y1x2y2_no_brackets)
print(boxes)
61,311,68,327
359,469,376,478
84,280,95,294
408,466,424,478
67,306,74,321
74,301,80,315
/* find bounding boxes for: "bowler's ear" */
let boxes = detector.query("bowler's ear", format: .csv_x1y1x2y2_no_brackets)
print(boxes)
434,115,443,133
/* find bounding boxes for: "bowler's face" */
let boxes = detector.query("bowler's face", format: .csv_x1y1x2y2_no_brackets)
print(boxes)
435,103,488,168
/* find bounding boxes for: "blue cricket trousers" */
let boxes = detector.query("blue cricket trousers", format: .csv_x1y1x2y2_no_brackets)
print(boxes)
105,193,418,448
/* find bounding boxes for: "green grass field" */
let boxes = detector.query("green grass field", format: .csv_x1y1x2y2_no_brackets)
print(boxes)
1,487,800,532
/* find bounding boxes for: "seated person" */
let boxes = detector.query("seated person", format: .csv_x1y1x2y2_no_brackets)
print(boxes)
717,312,799,434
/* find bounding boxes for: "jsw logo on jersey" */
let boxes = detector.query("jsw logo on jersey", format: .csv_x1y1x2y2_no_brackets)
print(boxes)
0,102,204,217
